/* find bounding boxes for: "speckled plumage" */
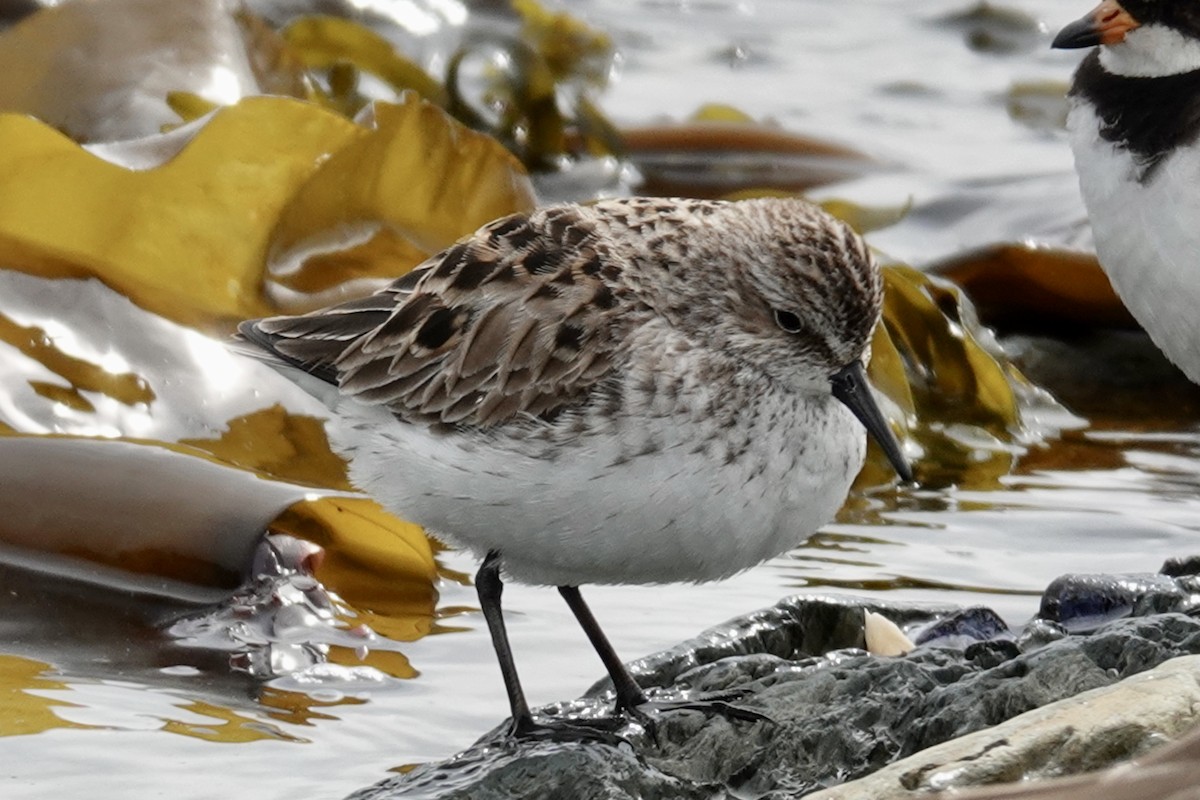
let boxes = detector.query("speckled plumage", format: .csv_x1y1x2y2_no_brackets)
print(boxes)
241,196,887,587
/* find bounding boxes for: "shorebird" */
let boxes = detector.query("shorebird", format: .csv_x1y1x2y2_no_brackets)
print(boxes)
239,196,911,739
1054,0,1200,383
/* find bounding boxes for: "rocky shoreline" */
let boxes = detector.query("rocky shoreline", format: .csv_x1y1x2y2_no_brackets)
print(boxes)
348,562,1200,799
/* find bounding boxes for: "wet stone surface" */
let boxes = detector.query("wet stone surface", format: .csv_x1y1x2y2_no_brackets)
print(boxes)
347,564,1200,800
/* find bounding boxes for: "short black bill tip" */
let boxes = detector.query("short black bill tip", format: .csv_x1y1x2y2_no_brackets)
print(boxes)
1052,16,1103,49
831,361,913,484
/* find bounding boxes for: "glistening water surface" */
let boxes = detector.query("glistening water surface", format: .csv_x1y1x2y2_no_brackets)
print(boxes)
5,1,1200,799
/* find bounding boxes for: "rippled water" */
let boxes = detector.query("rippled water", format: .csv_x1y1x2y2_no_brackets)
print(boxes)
6,1,1200,798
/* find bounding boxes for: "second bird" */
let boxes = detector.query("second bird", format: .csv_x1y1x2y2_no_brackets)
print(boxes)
1055,0,1200,383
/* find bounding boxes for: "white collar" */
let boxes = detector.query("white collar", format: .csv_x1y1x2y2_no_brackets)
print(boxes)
1100,23,1200,77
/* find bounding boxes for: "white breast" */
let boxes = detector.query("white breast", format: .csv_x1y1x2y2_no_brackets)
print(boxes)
1068,101,1200,384
326,361,865,588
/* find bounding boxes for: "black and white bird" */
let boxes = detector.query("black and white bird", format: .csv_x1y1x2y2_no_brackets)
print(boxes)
1054,1,1200,383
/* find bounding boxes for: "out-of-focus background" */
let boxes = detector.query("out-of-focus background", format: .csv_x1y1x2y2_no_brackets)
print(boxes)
2,1,1198,798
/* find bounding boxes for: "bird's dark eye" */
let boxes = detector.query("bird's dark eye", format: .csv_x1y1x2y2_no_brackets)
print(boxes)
774,309,803,333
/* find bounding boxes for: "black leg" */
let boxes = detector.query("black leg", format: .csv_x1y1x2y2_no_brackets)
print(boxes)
476,556,630,744
477,561,769,741
475,551,534,734
560,585,773,729
557,585,648,711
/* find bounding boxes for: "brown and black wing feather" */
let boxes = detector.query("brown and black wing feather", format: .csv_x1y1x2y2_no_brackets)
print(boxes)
238,288,408,385
240,206,631,427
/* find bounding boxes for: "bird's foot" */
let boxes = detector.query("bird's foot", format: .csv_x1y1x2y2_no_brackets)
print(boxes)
500,691,771,746
620,688,774,730
506,712,631,747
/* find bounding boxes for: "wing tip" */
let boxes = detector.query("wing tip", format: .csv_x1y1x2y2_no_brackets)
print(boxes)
231,316,341,387
236,318,271,345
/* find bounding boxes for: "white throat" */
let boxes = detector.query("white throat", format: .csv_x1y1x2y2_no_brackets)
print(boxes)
1099,24,1200,77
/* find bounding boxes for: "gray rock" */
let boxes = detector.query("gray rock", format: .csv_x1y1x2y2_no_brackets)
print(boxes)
941,721,1200,800
806,654,1200,799
359,741,716,800
345,593,1200,800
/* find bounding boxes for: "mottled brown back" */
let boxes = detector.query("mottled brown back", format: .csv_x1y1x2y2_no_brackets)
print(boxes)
243,205,637,426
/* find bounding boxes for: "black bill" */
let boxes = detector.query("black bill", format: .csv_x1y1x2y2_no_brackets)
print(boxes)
831,361,913,483
1052,14,1104,48
1051,1,1140,49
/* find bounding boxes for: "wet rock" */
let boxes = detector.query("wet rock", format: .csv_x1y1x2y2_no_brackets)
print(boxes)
346,585,1200,800
940,722,1200,800
912,605,1010,648
805,655,1200,800
366,741,716,800
1040,571,1200,631
1160,555,1200,578
597,594,956,693
1014,617,1068,651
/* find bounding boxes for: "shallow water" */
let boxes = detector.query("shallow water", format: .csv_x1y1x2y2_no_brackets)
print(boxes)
6,1,1200,798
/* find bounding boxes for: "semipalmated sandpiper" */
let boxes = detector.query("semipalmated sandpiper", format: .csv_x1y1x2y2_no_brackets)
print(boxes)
240,196,911,738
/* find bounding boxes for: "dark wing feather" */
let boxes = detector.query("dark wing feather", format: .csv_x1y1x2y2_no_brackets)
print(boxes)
238,287,409,385
240,206,632,427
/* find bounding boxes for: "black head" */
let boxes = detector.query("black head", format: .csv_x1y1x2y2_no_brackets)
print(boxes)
1120,0,1200,34
1054,0,1200,49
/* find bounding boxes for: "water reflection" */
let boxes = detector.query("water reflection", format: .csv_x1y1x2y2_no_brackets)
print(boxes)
789,389,1200,623
0,655,95,738
0,560,393,742
0,270,330,442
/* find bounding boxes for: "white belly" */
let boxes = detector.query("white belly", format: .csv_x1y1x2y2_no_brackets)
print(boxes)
327,388,864,587
1068,103,1200,384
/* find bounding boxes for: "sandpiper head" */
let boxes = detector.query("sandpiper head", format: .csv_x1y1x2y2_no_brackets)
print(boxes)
1053,1,1200,76
616,197,881,394
610,197,911,481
